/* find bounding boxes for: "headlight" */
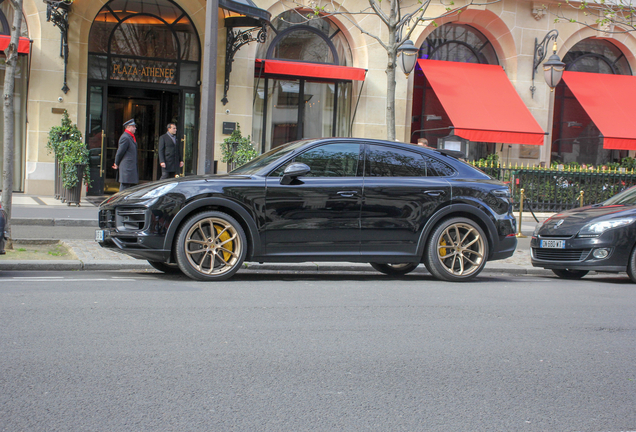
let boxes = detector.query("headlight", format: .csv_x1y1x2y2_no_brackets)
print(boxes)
532,220,545,237
578,217,636,237
129,183,178,200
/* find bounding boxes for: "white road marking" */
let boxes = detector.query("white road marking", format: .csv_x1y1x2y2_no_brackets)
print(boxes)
12,278,139,282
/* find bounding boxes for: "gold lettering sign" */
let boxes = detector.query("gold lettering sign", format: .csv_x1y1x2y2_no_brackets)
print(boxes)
110,59,177,85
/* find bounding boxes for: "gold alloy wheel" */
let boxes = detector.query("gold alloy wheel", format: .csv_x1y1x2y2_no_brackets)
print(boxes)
436,222,485,276
184,217,242,276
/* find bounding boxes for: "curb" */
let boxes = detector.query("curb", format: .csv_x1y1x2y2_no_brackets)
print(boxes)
0,260,552,276
12,218,98,227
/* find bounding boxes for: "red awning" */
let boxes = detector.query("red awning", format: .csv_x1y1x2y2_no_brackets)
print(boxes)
0,35,30,54
255,59,366,81
562,71,636,150
417,59,545,145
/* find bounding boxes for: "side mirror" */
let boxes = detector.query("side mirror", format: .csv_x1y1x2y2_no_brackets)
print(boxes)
281,162,310,185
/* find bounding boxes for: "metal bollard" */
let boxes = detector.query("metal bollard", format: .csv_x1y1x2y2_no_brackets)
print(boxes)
579,190,584,207
516,188,527,238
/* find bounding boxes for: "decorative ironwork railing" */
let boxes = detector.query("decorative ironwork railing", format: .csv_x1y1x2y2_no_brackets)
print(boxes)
470,161,636,212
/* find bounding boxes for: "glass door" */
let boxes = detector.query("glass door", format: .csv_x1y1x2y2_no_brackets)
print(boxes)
87,85,107,195
182,91,198,176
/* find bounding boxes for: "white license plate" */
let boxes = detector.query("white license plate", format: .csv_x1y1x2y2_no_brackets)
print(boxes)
95,230,105,242
540,239,565,249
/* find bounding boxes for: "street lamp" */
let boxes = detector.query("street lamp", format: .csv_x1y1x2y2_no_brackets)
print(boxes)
397,39,419,77
543,43,565,91
530,30,565,98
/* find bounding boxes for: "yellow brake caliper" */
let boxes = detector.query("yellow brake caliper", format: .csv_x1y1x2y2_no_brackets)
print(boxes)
215,225,233,262
439,238,448,257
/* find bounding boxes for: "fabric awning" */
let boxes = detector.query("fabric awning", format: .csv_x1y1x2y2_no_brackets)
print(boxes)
255,59,366,81
0,36,31,54
417,59,545,145
562,71,636,150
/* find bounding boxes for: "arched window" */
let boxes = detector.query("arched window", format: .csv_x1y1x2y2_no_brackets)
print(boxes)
563,39,631,75
253,11,356,151
551,39,631,166
420,24,498,65
412,24,498,160
0,1,27,36
88,0,200,85
257,10,352,66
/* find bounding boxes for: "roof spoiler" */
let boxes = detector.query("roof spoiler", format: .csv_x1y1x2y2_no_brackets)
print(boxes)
434,148,466,160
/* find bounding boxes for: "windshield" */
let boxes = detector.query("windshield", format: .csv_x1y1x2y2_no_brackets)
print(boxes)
603,186,636,205
230,140,312,175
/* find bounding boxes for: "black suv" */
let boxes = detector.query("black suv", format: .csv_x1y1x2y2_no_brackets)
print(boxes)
97,138,516,281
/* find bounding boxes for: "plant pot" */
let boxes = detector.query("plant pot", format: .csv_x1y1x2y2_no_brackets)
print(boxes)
64,164,84,206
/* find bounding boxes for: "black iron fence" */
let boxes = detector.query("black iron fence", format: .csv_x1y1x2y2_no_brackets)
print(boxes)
471,163,636,212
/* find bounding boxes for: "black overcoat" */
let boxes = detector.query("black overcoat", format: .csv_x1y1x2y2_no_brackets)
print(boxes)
158,133,182,172
114,131,139,185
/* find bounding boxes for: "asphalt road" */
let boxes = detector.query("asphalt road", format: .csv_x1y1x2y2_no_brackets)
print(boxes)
1,271,634,432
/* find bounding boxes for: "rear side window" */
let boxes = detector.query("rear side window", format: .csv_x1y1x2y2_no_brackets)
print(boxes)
422,154,457,177
365,145,429,177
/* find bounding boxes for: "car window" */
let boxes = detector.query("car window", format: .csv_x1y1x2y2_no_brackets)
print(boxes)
366,145,428,177
422,154,457,177
231,140,311,175
270,143,361,177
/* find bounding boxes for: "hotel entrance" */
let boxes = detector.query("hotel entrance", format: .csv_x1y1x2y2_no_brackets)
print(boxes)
86,0,201,195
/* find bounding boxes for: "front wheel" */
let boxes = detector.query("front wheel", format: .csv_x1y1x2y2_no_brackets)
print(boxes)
552,269,588,279
626,245,636,283
370,262,418,276
175,211,247,281
424,217,488,282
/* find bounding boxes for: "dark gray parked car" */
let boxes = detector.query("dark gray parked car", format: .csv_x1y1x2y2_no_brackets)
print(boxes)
531,185,636,281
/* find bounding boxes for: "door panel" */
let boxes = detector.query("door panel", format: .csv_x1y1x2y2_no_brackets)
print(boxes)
87,85,106,195
360,144,452,256
264,143,363,256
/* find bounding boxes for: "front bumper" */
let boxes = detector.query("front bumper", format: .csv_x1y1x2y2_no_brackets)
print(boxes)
530,232,631,272
96,195,182,263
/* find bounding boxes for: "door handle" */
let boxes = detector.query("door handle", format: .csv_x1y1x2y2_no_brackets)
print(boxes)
181,136,186,176
425,190,446,197
337,191,358,198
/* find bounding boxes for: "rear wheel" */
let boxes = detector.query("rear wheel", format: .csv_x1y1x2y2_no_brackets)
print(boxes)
552,269,588,279
147,261,182,274
175,211,247,281
370,262,418,276
424,217,488,282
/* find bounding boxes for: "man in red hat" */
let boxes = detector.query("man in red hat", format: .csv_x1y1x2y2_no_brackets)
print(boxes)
112,119,139,191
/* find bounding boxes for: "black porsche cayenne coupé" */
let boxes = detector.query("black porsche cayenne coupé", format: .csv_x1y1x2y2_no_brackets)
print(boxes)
96,138,517,281
531,185,636,281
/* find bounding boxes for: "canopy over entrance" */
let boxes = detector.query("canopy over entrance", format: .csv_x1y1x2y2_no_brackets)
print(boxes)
255,59,366,81
417,59,545,145
562,71,636,150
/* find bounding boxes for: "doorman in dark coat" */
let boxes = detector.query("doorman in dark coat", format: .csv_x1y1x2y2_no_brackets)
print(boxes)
158,122,183,179
113,119,139,191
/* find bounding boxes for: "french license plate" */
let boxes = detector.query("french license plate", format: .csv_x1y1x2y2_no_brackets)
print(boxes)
540,239,565,249
95,230,106,242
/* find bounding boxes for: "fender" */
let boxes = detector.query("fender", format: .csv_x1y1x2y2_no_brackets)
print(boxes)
415,203,500,259
163,197,262,258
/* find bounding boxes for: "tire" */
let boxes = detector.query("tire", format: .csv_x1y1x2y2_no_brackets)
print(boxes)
628,246,636,283
175,211,247,281
551,269,589,279
370,262,419,276
424,217,488,282
147,260,182,274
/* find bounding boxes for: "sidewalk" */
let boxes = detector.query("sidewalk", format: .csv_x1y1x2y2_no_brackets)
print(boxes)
1,194,553,276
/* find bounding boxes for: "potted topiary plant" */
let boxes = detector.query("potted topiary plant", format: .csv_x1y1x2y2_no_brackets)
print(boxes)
46,110,90,206
220,123,258,171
